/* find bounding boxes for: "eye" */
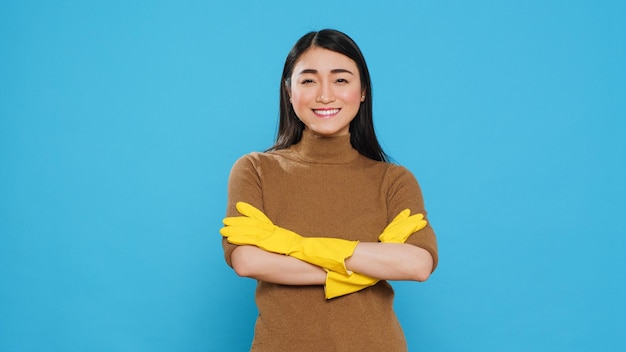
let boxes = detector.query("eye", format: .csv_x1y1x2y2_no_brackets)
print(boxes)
335,78,349,84
300,78,315,85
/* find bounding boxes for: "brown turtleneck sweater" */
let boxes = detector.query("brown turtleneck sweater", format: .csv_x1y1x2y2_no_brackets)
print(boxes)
222,129,438,352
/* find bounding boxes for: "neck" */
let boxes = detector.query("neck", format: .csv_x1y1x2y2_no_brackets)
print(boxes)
290,129,359,164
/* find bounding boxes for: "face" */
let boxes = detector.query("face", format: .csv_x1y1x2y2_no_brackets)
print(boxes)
289,47,365,137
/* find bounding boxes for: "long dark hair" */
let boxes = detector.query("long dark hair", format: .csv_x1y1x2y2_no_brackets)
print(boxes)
267,29,389,162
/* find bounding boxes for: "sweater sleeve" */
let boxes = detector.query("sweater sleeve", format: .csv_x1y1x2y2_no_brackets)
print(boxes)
384,165,439,271
222,153,265,268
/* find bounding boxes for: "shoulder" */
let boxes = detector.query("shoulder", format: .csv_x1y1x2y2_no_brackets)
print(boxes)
231,151,283,169
350,156,418,183
229,150,299,181
379,162,425,204
379,162,418,185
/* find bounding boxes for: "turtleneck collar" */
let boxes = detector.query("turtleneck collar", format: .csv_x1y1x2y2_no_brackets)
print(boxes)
289,129,360,164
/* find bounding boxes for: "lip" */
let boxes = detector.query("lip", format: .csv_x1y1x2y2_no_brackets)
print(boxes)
312,108,340,118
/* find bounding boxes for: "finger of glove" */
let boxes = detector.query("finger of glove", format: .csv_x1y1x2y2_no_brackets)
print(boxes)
224,234,258,245
380,226,422,243
379,219,428,243
226,230,295,255
220,225,257,241
413,217,428,232
391,209,411,222
220,223,302,246
223,220,277,235
235,202,273,224
222,231,275,246
220,225,274,239
223,216,272,228
379,219,422,240
382,209,411,232
223,223,303,254
384,214,426,234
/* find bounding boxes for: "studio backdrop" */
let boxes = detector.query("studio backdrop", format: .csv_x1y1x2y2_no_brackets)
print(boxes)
1,1,625,351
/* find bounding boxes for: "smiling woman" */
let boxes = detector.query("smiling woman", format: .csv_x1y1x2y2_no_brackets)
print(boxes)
288,47,365,137
219,29,438,352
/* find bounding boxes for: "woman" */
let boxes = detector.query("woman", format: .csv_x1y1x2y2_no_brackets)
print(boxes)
221,29,438,351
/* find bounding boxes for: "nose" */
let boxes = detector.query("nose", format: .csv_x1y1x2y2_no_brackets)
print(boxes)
315,82,335,103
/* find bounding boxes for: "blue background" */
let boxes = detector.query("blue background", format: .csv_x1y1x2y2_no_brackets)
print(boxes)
1,1,625,351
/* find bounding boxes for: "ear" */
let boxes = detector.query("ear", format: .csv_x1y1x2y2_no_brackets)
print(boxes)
360,89,366,102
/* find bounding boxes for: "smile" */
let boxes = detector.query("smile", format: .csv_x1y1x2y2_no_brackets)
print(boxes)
312,108,340,117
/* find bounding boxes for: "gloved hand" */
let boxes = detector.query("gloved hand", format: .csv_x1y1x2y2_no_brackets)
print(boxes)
325,271,379,299
324,209,427,299
378,209,426,243
220,202,359,275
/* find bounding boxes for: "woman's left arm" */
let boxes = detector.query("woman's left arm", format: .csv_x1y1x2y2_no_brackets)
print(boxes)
352,165,437,282
345,242,434,282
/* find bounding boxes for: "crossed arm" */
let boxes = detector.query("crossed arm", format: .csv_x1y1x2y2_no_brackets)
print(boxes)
230,242,434,285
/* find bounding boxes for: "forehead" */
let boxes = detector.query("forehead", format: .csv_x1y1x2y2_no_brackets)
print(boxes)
293,47,358,74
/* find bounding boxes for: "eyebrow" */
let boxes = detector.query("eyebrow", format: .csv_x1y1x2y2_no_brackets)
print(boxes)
297,68,355,75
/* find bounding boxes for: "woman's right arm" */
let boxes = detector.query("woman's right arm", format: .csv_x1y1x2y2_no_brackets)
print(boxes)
231,245,327,285
224,155,326,286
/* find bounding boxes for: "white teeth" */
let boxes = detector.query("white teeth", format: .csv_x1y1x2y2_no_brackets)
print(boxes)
314,109,340,116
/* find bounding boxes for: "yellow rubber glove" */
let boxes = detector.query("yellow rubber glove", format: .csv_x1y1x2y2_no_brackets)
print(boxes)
324,209,427,299
324,271,379,299
378,209,426,243
221,202,359,275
